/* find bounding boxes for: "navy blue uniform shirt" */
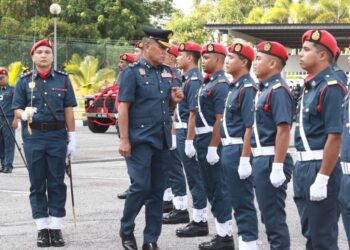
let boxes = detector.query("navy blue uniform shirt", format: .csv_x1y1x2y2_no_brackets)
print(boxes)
295,66,346,151
176,67,202,124
118,57,174,150
221,74,257,138
196,70,229,127
332,63,348,87
251,74,293,147
0,85,15,117
341,93,350,162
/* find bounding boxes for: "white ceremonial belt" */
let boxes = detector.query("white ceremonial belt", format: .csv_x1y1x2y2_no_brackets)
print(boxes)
341,162,350,175
251,146,275,156
175,122,187,129
195,126,213,135
296,150,323,161
221,137,243,146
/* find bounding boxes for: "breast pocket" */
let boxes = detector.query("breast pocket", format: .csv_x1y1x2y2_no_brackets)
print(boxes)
138,77,159,98
48,91,65,111
303,100,318,123
26,90,41,107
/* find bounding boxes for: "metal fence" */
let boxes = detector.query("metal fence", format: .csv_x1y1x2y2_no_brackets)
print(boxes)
0,35,134,70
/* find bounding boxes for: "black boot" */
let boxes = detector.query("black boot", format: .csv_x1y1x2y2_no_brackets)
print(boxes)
118,188,129,199
162,200,173,213
142,242,160,250
120,229,137,250
198,235,234,250
176,221,209,237
2,167,13,174
37,229,50,247
49,229,65,247
162,209,190,224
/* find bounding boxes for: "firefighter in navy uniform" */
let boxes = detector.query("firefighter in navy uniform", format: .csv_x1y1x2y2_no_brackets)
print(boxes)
162,44,190,221
12,39,77,248
133,41,143,61
252,41,293,250
0,68,18,174
333,47,348,87
294,30,347,250
196,43,234,250
221,43,259,249
174,41,209,237
339,69,350,248
118,26,183,250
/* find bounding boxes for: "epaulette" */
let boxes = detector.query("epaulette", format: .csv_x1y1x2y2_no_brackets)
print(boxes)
20,71,32,78
272,83,282,89
327,79,338,85
56,70,68,76
129,61,138,68
218,79,228,83
191,76,199,81
244,83,253,88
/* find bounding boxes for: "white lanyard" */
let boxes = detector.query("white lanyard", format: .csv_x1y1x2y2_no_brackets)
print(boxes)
347,94,350,133
253,91,262,148
298,90,312,151
222,90,232,139
175,104,182,124
197,85,211,128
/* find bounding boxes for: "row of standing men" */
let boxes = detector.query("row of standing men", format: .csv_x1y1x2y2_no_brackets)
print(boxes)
117,26,350,250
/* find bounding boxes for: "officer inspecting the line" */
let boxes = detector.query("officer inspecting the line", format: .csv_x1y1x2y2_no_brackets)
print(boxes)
174,41,209,237
221,43,259,250
162,44,190,221
339,49,350,248
0,68,18,174
294,30,347,250
117,26,183,250
252,41,293,250
12,38,77,247
196,43,234,250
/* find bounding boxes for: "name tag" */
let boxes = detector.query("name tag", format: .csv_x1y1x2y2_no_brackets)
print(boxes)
51,88,67,92
161,72,172,78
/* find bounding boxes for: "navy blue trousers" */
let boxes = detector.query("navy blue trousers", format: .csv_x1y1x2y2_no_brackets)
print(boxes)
195,133,231,223
339,174,350,249
120,143,169,244
23,135,67,219
252,154,293,250
293,160,341,250
176,129,207,209
221,144,258,241
0,117,15,169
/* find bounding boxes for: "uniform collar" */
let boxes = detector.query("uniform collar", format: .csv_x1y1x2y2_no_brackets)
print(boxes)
184,67,199,80
305,66,333,89
33,68,55,79
139,57,161,69
0,85,8,90
208,70,225,82
231,73,251,88
260,73,282,90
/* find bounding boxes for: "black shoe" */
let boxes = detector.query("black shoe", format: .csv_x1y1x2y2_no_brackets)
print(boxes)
162,200,173,213
0,167,4,172
198,235,234,250
163,209,190,224
120,229,137,250
2,168,12,174
37,229,50,247
49,229,65,247
176,221,209,237
142,242,160,250
118,188,129,199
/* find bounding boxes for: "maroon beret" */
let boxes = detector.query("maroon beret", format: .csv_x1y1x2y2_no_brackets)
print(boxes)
167,45,179,57
257,41,288,63
0,68,8,75
302,30,338,57
228,43,255,61
179,41,202,53
119,53,136,63
31,39,53,55
201,43,227,56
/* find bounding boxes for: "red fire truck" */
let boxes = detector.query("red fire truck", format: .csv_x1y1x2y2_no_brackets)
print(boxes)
84,84,119,133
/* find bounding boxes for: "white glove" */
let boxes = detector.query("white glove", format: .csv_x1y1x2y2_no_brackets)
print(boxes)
206,146,220,165
185,140,196,158
21,107,37,121
67,131,77,157
269,163,286,188
170,134,177,150
310,173,329,201
238,157,252,179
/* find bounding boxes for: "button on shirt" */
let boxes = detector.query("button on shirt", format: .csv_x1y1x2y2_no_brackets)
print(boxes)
118,58,173,150
176,67,202,124
195,70,229,127
221,74,257,138
0,85,15,117
12,70,77,122
251,74,293,147
294,67,346,151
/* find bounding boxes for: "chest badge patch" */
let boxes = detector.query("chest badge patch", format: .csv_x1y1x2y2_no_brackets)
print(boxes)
29,81,36,89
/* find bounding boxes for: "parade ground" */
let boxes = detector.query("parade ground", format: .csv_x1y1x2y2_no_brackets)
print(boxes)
0,125,348,250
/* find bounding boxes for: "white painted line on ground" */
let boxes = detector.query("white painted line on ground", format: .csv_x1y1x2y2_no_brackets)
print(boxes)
0,190,29,194
2,174,129,181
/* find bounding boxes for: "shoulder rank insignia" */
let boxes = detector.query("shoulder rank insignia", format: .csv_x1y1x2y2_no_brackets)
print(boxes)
56,70,68,76
129,62,138,68
244,83,253,88
272,83,282,89
20,71,32,78
327,80,338,85
191,77,199,81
